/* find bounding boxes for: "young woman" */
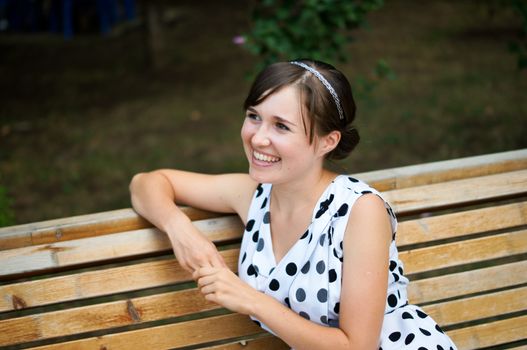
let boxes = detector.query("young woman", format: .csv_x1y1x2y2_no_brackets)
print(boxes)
130,59,457,350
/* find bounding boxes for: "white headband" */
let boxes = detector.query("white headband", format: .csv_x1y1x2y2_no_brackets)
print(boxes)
290,61,345,120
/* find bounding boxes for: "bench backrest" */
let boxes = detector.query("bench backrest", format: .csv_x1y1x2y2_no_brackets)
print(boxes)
0,149,526,349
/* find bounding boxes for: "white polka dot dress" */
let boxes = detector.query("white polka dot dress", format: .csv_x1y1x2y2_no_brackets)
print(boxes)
238,175,457,350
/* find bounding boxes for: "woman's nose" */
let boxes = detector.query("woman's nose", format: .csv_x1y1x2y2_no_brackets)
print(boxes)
252,125,271,147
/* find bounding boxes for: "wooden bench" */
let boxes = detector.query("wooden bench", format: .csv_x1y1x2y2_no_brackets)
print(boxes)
1,149,526,350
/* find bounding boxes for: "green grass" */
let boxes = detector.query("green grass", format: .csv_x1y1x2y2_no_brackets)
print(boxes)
1,0,526,225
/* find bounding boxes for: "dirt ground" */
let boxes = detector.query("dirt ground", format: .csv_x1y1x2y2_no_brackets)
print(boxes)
1,0,526,225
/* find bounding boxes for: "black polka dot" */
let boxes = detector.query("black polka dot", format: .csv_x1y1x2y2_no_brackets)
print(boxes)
255,184,263,197
253,320,261,327
260,197,268,209
253,265,259,274
301,261,310,274
398,266,404,275
317,288,328,302
296,288,306,302
402,311,414,319
246,219,255,232
361,190,372,195
316,260,326,274
263,211,271,224
256,238,265,251
247,264,256,276
333,203,349,218
333,248,339,259
339,240,343,250
308,233,313,243
328,269,337,283
437,346,444,350
389,260,397,271
252,230,259,242
286,262,297,276
405,333,415,345
320,315,328,324
319,234,326,246
388,332,401,342
419,328,432,336
416,309,428,319
333,302,340,314
348,177,359,183
392,273,400,282
300,230,309,239
418,348,428,350
315,194,334,218
241,252,247,264
387,294,398,307
269,279,280,291
284,297,291,308
269,267,275,275
299,311,310,320
435,324,445,333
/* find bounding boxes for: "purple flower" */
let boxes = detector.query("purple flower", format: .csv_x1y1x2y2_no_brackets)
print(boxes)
232,35,246,45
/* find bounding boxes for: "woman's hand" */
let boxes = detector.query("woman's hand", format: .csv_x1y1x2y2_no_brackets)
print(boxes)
166,217,227,273
193,267,259,315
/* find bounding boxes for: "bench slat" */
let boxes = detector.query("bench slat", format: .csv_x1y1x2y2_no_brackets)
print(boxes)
0,288,220,346
0,250,239,313
422,287,527,327
27,313,261,350
448,315,527,350
397,201,527,246
0,216,243,278
0,207,217,251
401,229,527,275
384,169,527,215
408,260,527,304
2,150,525,252
356,149,527,191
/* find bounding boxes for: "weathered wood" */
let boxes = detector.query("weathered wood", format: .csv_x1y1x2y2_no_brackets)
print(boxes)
384,169,527,215
400,230,527,275
0,216,243,278
397,201,527,247
447,315,527,350
356,148,527,191
0,288,220,346
0,249,240,312
202,335,288,349
0,207,219,250
28,313,262,350
408,260,527,304
422,287,527,327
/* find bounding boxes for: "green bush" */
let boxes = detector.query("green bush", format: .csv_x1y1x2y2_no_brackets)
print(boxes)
0,186,15,227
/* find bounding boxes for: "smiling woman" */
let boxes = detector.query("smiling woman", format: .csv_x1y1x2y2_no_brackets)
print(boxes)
129,59,457,350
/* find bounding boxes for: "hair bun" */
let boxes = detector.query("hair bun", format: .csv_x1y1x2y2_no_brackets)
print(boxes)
329,125,359,160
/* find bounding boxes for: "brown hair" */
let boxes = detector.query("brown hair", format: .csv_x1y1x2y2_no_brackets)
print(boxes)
243,59,359,160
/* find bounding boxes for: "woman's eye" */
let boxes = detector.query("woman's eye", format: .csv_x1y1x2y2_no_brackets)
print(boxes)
247,113,260,121
276,122,290,131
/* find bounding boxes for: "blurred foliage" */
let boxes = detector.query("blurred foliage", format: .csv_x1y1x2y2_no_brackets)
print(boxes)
0,186,15,227
509,0,527,69
243,0,384,70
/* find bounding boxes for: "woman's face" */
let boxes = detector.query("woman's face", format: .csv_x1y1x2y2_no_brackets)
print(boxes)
241,85,326,185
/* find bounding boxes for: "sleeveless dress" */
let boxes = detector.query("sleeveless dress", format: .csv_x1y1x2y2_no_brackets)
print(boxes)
238,175,457,350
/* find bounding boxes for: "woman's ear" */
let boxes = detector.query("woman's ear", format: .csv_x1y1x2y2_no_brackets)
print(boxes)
318,130,341,157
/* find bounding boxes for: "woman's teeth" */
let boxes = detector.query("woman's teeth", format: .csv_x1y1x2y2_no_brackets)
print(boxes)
254,151,280,163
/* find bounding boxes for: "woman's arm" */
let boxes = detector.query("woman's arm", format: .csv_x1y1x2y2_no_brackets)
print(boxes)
195,194,392,350
129,170,257,272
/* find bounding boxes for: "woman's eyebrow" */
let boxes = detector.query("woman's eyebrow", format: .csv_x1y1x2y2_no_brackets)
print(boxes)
247,106,297,127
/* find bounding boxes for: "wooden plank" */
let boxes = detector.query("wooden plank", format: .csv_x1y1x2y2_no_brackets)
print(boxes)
422,287,527,327
2,149,525,251
0,249,240,312
401,229,527,275
202,335,288,349
447,315,527,350
28,313,261,350
0,288,221,346
384,169,527,215
0,207,219,250
356,148,527,191
397,201,527,246
0,216,244,278
408,260,527,304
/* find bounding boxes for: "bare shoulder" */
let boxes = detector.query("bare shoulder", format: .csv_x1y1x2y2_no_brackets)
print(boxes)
345,193,392,245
